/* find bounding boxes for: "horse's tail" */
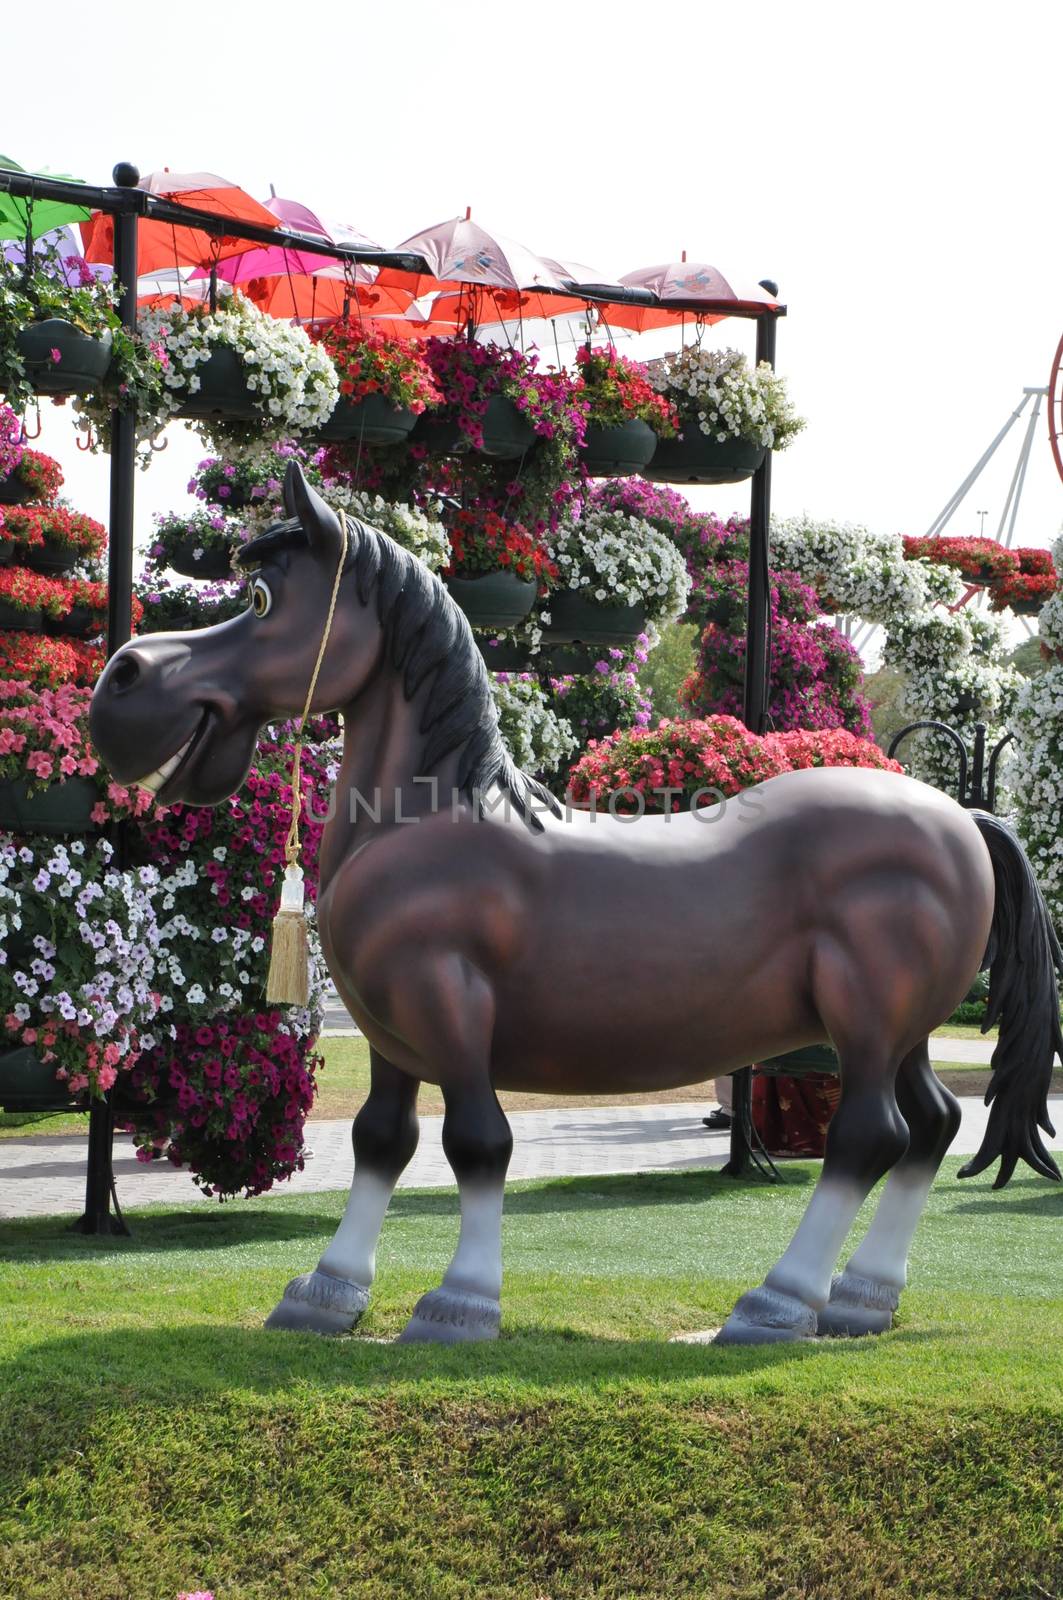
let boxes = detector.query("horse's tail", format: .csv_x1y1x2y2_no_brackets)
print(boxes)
958,810,1063,1188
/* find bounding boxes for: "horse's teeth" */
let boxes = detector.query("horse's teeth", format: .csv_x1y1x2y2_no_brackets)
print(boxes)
135,734,193,794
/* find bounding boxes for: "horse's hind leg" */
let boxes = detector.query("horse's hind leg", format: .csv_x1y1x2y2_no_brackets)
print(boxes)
717,1038,909,1344
818,1041,961,1336
265,1049,419,1335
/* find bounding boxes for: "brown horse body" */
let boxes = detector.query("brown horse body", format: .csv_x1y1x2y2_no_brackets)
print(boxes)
89,465,1062,1347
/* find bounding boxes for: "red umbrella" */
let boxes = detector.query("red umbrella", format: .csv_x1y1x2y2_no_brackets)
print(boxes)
81,170,278,275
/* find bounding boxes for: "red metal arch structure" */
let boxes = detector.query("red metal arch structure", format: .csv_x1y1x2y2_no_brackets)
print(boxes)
1050,330,1063,487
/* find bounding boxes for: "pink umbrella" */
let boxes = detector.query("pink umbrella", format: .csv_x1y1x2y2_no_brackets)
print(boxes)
377,209,570,297
191,192,383,289
615,256,779,326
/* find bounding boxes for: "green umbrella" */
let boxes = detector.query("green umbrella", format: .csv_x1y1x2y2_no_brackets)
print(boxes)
0,155,91,242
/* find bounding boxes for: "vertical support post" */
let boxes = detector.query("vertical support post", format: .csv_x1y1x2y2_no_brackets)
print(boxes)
967,723,987,810
742,311,776,733
73,163,140,1238
727,306,778,1178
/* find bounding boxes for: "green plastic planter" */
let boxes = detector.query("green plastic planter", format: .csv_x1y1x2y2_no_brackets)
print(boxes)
0,537,12,566
176,346,258,422
314,394,418,446
644,430,766,485
758,1044,839,1076
0,1047,76,1112
476,637,601,676
169,536,234,580
0,599,43,632
541,591,646,647
23,536,78,576
16,319,112,397
445,571,537,630
45,605,103,639
414,395,535,461
0,472,26,505
0,775,100,835
580,418,658,478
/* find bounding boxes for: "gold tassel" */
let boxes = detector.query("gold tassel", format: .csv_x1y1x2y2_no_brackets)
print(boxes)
266,863,310,1007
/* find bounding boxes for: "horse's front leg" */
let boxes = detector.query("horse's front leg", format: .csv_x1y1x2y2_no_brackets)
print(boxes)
394,953,511,1345
265,1048,419,1335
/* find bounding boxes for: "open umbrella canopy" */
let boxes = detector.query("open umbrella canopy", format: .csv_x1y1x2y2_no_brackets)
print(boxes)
619,258,779,315
378,211,569,296
0,155,91,240
196,194,385,286
241,265,413,324
81,170,278,274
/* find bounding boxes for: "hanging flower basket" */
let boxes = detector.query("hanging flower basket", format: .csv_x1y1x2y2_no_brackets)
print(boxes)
0,473,24,506
174,345,258,422
0,599,43,632
580,418,658,478
0,774,101,835
644,432,766,485
0,1048,76,1112
542,591,647,646
15,318,113,398
44,604,103,639
414,394,536,460
313,394,418,446
0,537,13,567
23,537,79,576
477,636,533,672
1010,595,1044,616
169,536,235,580
445,570,538,629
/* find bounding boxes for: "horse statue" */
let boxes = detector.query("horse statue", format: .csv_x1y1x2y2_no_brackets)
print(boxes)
89,464,1062,1346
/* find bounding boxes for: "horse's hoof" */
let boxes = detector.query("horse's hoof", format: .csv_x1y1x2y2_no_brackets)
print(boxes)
397,1287,501,1345
815,1270,899,1338
715,1285,818,1345
264,1269,369,1336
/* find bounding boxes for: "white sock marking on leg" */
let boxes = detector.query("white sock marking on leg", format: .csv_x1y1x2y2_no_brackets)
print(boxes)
846,1168,935,1291
764,1177,868,1310
318,1170,396,1289
442,1181,505,1302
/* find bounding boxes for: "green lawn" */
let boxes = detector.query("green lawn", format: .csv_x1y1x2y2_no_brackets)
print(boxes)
2,1160,1062,1598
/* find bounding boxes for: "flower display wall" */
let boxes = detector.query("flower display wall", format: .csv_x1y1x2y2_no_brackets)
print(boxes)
769,516,1023,790
1010,535,1063,927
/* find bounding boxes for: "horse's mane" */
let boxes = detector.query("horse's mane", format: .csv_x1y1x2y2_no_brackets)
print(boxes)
238,515,559,832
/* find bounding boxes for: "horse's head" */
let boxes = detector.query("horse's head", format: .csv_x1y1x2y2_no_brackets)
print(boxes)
90,463,376,806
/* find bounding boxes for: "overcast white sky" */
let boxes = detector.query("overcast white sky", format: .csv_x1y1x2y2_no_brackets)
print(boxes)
4,0,1062,556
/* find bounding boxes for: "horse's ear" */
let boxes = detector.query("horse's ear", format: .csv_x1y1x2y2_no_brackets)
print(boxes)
283,462,345,566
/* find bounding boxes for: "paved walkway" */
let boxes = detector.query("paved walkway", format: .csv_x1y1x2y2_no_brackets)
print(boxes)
3,1096,1060,1221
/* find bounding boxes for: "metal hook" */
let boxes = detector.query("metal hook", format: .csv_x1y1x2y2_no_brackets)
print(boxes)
76,424,96,452
149,432,169,454
23,406,42,441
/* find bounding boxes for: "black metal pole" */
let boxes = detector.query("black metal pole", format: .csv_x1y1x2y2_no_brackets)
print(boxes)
725,302,780,1179
742,309,777,733
73,162,140,1238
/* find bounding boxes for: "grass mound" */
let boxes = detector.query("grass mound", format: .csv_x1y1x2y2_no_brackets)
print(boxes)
2,1162,1062,1597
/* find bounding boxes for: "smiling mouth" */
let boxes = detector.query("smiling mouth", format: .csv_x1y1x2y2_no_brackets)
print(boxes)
135,713,209,798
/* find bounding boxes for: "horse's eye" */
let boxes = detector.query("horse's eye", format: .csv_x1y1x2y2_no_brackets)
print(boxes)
250,578,272,619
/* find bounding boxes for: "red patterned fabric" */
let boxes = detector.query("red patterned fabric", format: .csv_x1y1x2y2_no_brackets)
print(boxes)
752,1071,841,1157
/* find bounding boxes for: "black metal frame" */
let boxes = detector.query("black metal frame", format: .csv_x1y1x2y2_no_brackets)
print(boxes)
0,159,788,1215
888,719,1014,811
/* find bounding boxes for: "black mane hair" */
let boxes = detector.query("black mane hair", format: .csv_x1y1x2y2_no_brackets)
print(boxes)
238,514,560,831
